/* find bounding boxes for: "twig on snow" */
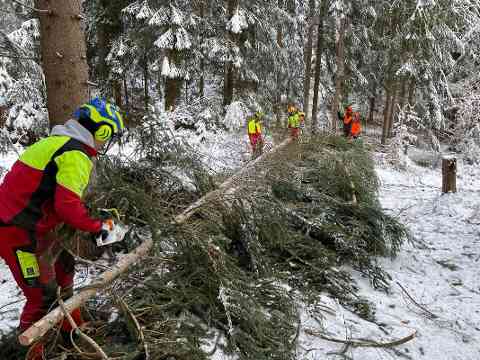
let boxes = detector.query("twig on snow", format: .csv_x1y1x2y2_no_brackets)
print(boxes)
396,281,439,319
305,328,417,348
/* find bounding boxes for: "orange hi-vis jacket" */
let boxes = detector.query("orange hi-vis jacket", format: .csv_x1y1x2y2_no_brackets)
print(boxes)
343,112,353,125
351,113,361,136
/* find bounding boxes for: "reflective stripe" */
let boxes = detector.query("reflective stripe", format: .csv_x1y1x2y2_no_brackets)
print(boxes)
16,250,40,279
19,136,70,170
55,151,93,197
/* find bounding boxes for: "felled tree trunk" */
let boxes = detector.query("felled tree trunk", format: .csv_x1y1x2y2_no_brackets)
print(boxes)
175,138,293,224
35,0,89,127
19,237,153,346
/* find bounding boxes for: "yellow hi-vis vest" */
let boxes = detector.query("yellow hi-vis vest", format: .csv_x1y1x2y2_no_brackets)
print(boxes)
288,113,300,128
248,118,261,135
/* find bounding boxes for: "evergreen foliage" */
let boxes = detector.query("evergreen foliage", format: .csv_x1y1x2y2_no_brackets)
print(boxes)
34,135,408,359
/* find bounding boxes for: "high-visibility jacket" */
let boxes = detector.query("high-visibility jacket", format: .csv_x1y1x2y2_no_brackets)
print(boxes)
288,112,300,128
248,118,261,135
0,120,101,235
343,112,353,125
351,113,361,136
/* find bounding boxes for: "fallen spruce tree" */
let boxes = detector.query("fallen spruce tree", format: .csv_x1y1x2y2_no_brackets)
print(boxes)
0,133,409,360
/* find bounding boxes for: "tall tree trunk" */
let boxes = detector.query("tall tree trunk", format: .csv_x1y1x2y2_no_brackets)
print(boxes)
408,77,416,106
398,77,408,111
165,78,182,111
198,1,205,98
381,87,391,145
331,16,348,133
199,61,205,98
311,2,326,133
302,0,315,126
223,0,239,107
388,84,398,138
143,55,149,110
36,0,89,127
275,24,284,128
112,80,122,108
123,75,129,113
367,95,375,133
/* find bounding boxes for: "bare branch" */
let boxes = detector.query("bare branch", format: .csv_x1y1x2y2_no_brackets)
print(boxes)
56,287,109,359
10,0,52,15
0,53,38,61
305,328,417,349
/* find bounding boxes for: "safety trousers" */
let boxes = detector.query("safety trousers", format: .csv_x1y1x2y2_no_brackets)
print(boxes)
0,225,81,332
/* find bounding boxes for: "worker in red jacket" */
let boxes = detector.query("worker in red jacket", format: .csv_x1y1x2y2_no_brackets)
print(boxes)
0,98,125,359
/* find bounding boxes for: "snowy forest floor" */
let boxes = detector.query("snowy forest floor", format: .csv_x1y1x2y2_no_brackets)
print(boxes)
0,132,479,359
297,138,480,360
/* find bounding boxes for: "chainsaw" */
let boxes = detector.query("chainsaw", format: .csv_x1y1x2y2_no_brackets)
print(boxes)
96,209,131,247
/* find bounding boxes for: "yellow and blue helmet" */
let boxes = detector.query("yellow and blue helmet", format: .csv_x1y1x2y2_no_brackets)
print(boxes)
74,97,126,141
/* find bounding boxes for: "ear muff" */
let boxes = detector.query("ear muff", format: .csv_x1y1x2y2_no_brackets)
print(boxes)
94,124,113,141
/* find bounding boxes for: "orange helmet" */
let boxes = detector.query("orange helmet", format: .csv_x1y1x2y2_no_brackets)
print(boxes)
287,105,296,113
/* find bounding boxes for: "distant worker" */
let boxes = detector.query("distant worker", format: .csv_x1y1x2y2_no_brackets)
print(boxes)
287,105,301,140
350,112,362,139
247,111,263,157
341,105,353,138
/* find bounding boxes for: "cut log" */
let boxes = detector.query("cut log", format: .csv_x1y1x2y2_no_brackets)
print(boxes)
442,156,456,193
18,237,153,347
174,137,292,224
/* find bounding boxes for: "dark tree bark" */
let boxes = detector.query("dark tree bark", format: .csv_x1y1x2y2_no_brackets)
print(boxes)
36,0,89,127
223,0,239,107
408,77,416,106
143,54,149,110
387,84,397,138
381,87,392,145
331,15,348,133
367,95,375,132
311,2,326,133
123,75,129,113
112,80,122,108
275,24,284,128
198,1,206,98
302,0,315,125
442,157,457,193
165,77,181,112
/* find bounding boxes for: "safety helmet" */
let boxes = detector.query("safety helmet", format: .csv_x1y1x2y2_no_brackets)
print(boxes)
299,112,305,117
74,97,125,142
287,105,296,113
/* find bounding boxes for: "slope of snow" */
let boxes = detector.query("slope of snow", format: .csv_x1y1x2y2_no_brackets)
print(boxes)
1,139,478,360
298,155,480,360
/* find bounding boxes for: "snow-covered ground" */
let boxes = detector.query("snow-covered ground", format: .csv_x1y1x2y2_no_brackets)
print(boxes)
1,137,479,360
298,153,480,360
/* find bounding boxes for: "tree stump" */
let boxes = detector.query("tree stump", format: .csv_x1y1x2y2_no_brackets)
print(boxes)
442,156,456,193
